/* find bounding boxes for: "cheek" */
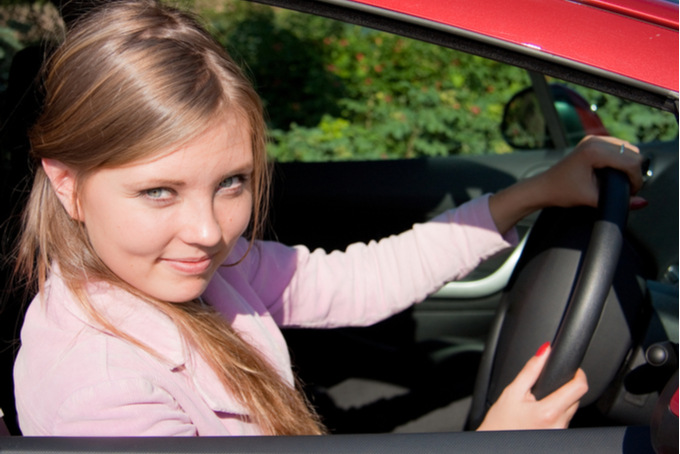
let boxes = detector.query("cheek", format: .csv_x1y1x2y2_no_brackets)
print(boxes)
82,199,173,265
217,195,253,239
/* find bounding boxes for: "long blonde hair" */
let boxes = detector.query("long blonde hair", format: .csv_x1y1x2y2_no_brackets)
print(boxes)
16,0,324,436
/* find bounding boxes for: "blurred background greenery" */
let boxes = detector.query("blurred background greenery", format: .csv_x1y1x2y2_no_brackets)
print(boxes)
0,0,676,162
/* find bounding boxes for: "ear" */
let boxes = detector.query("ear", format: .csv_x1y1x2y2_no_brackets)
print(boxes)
41,158,82,220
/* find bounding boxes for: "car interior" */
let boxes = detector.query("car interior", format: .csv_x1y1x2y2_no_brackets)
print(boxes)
0,0,677,452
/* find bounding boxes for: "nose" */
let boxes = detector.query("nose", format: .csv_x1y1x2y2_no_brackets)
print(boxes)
179,198,222,247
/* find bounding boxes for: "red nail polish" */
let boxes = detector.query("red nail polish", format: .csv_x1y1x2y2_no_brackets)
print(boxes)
630,198,649,210
535,342,550,357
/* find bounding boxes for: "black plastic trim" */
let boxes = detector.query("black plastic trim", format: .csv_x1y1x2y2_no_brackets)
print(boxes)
0,426,655,453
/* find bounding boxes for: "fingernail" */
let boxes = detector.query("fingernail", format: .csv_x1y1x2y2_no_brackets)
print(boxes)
630,197,648,210
535,342,550,357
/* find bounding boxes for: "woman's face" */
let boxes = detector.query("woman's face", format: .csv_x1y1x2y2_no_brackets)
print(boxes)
76,114,254,302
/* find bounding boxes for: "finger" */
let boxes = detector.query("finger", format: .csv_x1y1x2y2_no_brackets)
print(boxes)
563,399,580,421
617,151,645,194
580,134,639,155
550,396,582,429
540,399,581,430
629,196,648,210
509,343,552,393
537,368,588,410
585,137,645,193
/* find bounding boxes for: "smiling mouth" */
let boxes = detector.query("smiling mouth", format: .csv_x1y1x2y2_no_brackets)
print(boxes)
162,257,213,275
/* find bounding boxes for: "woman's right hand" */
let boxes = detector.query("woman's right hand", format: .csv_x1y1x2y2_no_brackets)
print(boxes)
476,343,588,431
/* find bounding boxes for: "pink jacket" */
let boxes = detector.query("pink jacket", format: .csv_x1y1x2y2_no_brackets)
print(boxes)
14,196,515,436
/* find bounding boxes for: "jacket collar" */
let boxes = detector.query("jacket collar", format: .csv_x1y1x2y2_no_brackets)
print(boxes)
47,271,187,369
47,268,250,416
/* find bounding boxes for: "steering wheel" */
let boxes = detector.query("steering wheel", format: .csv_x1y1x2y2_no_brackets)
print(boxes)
467,169,645,429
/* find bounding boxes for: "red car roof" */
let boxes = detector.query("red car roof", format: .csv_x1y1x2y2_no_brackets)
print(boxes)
348,0,679,95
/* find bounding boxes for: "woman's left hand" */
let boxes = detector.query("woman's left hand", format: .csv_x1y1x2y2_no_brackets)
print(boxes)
536,135,645,209
489,135,645,234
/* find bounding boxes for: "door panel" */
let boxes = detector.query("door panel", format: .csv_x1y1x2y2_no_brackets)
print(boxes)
269,152,558,347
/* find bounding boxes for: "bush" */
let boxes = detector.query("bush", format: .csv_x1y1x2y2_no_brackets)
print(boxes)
1,1,673,162
205,3,530,161
202,2,678,162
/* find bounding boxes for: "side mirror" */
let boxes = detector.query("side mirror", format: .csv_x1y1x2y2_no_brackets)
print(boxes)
501,84,608,150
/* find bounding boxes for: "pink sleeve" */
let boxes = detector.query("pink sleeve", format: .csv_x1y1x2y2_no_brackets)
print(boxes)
51,379,197,436
241,195,516,328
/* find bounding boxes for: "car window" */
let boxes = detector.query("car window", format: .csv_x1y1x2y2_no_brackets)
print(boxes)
206,2,528,161
555,81,679,144
203,2,678,162
1,1,675,163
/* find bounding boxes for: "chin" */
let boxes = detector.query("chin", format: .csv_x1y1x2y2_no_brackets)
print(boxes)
167,289,206,304
145,281,209,304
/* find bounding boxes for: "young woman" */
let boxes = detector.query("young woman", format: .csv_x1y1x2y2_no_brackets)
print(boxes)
12,0,643,436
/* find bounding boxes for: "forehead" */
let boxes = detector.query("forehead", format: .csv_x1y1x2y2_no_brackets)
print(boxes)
85,117,253,188
123,112,252,168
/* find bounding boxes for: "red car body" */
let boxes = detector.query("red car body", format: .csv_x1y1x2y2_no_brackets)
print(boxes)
351,0,678,94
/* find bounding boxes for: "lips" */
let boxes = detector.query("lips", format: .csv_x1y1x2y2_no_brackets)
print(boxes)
161,256,213,275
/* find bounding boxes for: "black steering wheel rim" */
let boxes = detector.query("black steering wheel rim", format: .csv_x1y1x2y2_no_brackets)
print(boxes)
467,168,632,429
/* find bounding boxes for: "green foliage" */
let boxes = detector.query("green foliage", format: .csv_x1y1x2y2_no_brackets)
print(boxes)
0,24,21,92
0,1,62,92
205,3,529,161
565,84,678,144
205,3,346,130
200,3,677,162
2,1,672,163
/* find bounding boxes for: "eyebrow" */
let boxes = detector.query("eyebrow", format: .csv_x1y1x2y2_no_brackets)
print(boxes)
128,163,255,189
136,178,186,188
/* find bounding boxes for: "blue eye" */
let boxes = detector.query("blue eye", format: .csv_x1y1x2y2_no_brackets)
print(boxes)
143,188,172,200
220,176,237,188
219,175,244,190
